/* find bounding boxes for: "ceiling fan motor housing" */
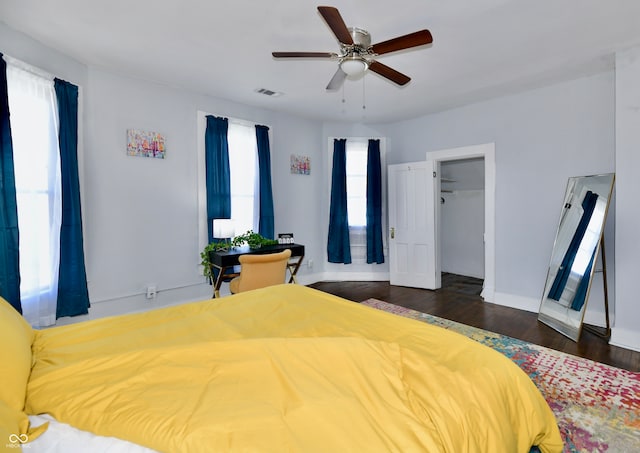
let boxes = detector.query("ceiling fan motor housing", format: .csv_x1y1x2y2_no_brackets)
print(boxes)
347,27,371,50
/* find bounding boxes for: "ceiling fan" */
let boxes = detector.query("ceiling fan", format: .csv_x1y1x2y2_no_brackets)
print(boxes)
272,6,433,90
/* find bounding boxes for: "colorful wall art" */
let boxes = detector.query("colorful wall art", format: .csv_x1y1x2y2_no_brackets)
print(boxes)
127,129,166,159
290,154,310,175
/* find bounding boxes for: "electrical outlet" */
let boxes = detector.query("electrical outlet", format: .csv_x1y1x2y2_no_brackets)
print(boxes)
146,285,157,299
307,259,313,269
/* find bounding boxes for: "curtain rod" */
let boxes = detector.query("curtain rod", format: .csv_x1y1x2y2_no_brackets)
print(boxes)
199,110,272,131
2,54,54,81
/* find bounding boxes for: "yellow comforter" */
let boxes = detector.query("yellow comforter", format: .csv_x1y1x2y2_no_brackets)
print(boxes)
26,284,562,452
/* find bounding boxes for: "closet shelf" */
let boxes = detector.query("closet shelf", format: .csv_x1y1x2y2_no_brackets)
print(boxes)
440,188,485,193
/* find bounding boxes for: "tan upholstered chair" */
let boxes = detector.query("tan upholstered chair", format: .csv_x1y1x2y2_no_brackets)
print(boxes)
229,249,292,294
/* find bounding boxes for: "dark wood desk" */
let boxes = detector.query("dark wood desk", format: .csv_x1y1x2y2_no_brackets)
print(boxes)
209,243,305,297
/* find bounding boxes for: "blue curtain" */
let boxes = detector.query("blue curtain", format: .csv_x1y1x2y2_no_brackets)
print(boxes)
204,116,231,243
548,191,598,301
327,139,351,264
54,78,90,318
0,54,22,313
366,139,384,264
255,125,274,239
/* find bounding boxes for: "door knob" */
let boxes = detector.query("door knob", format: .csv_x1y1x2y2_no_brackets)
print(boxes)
390,227,395,239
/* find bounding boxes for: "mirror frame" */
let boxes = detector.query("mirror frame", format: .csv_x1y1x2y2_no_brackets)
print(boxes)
538,173,615,342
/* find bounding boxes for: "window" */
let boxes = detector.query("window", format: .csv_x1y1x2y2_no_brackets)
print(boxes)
6,60,61,327
329,137,386,263
197,113,262,250
345,140,368,227
227,121,258,235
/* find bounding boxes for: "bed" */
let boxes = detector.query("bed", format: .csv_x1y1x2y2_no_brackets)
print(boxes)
2,284,562,452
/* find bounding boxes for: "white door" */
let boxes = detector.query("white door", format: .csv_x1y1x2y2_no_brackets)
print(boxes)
388,161,441,289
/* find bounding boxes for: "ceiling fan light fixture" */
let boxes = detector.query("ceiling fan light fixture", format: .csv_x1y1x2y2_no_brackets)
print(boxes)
340,57,368,77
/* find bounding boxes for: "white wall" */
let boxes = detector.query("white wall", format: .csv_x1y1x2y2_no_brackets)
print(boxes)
84,68,203,306
613,47,640,351
0,23,86,88
81,69,325,314
271,114,325,281
379,71,616,319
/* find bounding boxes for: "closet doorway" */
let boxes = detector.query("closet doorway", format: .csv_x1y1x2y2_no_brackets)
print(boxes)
440,157,485,296
427,143,495,302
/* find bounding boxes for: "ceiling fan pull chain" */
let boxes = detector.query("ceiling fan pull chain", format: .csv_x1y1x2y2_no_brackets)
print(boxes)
362,76,366,110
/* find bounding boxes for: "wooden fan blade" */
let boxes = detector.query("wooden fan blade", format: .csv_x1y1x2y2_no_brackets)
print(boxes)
369,60,411,86
272,52,336,58
318,6,353,45
371,30,433,55
326,68,347,90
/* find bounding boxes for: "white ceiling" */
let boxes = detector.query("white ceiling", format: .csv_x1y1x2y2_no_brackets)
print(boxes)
2,0,640,123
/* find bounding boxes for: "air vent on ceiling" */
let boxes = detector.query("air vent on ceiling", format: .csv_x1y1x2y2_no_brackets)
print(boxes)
255,88,283,97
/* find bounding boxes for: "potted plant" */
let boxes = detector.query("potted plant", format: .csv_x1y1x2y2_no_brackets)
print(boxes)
200,241,231,281
200,230,278,280
231,230,278,250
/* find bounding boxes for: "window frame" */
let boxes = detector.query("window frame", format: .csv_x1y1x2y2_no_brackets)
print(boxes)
196,111,270,261
3,55,85,326
327,136,387,263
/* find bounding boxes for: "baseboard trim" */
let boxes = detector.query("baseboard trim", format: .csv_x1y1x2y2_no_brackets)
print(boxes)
295,272,325,286
320,271,390,282
610,327,640,352
491,291,607,328
56,282,213,326
480,284,495,303
492,292,540,313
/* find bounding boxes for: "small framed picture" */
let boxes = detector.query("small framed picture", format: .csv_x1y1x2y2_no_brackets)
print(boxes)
127,129,166,159
290,154,310,175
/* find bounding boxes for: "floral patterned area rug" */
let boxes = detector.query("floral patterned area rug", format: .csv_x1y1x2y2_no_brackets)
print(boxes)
361,299,640,453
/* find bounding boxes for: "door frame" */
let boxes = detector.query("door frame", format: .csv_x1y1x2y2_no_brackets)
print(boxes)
427,143,495,302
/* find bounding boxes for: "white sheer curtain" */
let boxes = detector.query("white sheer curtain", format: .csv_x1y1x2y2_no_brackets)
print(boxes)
346,140,368,263
227,121,258,234
6,60,62,327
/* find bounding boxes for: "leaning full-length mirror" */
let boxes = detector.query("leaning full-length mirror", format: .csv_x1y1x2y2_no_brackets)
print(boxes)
538,173,615,341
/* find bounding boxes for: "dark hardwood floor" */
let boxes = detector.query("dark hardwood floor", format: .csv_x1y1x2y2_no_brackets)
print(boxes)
308,276,640,372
